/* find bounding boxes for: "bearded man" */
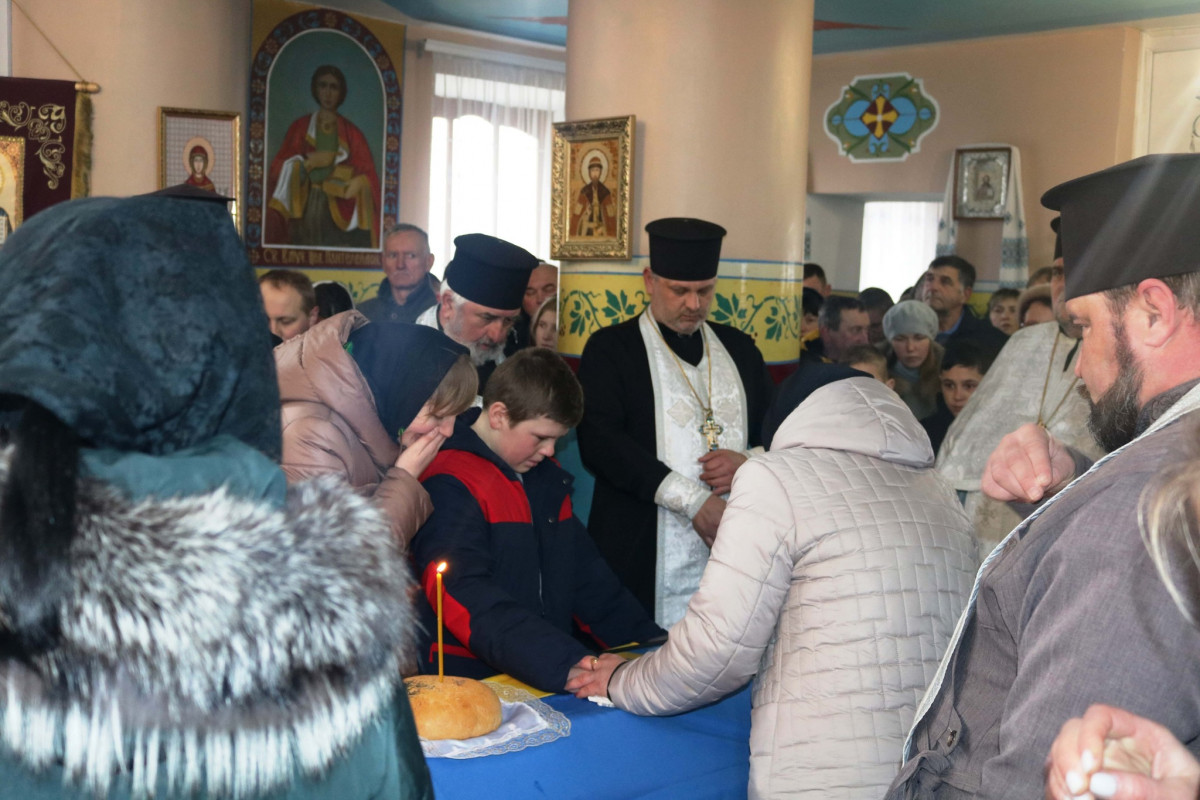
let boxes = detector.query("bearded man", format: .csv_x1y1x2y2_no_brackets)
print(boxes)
415,233,537,389
884,154,1200,799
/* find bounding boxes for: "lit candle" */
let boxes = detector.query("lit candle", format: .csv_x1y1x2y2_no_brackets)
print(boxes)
436,562,447,680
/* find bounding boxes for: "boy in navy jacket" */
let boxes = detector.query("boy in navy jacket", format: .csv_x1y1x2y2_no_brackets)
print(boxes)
411,348,665,692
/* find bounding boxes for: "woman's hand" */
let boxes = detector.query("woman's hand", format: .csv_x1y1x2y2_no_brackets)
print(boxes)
564,653,623,698
394,428,448,478
1046,704,1200,800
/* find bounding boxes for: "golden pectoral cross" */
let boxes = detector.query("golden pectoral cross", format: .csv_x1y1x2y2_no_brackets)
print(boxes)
700,410,723,451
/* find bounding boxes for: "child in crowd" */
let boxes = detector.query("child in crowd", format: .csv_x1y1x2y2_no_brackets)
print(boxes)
410,348,665,693
988,287,1021,335
1018,284,1055,327
844,344,895,390
883,300,944,420
922,340,993,454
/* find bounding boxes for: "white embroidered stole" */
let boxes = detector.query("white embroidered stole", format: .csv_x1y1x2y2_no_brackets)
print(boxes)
638,311,748,628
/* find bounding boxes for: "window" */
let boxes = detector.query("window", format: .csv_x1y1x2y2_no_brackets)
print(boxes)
859,200,942,300
428,52,565,275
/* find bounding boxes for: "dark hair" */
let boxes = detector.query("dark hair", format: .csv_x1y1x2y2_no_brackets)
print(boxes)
858,287,894,313
259,269,316,315
310,64,347,107
940,340,993,375
929,255,977,291
801,286,824,317
0,396,78,654
987,288,1020,312
1103,272,1200,319
313,281,354,319
803,262,827,283
483,348,583,428
818,295,865,332
383,223,430,251
1027,266,1055,287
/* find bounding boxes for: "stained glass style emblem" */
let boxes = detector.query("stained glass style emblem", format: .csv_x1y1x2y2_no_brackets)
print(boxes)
824,73,939,162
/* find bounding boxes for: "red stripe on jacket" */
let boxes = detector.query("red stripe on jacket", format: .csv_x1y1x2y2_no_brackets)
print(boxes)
421,559,474,658
423,450,530,523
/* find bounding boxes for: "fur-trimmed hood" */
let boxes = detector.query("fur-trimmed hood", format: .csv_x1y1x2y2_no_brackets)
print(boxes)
0,446,416,798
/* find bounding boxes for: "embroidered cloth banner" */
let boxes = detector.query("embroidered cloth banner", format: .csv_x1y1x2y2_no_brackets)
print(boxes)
0,77,91,230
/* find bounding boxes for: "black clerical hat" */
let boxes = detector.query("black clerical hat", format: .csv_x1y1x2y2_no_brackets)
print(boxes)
645,217,726,281
443,233,539,310
1050,216,1062,261
1041,154,1200,300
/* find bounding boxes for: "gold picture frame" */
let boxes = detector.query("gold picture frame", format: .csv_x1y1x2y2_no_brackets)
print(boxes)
158,107,242,230
551,115,634,260
953,146,1010,220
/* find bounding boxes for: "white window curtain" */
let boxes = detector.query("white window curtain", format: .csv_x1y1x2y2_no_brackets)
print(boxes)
859,200,943,301
428,52,565,274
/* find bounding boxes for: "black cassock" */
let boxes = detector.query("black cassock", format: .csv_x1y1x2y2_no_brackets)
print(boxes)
576,313,773,618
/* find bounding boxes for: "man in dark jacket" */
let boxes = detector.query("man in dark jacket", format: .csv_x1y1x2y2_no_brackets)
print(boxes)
921,255,1007,359
410,348,664,693
357,223,440,324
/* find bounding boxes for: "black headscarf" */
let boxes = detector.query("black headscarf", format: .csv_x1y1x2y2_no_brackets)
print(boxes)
762,362,868,450
347,323,468,441
0,194,281,459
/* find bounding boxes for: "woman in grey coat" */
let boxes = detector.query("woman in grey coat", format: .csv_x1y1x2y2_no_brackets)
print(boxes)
570,365,977,799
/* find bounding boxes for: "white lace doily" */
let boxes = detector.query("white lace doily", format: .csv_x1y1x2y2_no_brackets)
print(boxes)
420,683,571,759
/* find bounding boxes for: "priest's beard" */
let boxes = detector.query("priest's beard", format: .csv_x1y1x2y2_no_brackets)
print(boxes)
1077,325,1142,453
446,316,504,366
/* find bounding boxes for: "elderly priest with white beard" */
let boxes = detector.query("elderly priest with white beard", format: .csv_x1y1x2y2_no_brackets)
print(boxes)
577,218,772,628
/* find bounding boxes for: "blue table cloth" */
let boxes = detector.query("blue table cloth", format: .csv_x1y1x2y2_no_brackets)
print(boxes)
427,683,752,799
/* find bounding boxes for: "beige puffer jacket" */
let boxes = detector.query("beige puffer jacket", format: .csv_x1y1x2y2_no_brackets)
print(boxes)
275,311,433,548
609,377,977,800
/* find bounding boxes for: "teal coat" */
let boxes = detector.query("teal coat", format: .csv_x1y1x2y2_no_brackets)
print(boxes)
0,442,433,800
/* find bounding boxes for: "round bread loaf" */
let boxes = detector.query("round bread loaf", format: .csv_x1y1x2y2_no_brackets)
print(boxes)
404,675,503,740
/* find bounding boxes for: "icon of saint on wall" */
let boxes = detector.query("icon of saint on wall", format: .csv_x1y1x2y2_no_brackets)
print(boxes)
183,137,217,193
265,64,382,249
571,146,617,239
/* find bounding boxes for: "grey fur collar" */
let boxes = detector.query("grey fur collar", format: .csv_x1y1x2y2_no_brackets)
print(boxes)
0,446,416,798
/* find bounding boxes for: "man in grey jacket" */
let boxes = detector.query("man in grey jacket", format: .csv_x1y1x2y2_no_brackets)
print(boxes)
885,154,1200,799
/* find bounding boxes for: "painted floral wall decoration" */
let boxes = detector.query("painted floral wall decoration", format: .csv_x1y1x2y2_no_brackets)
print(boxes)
824,73,939,162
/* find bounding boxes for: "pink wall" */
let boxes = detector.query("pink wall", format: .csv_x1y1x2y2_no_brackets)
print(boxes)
809,25,1142,279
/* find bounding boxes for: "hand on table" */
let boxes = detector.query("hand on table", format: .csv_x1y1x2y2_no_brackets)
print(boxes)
982,423,1076,504
564,653,624,698
697,449,747,495
692,495,726,548
395,428,449,478
1045,704,1200,800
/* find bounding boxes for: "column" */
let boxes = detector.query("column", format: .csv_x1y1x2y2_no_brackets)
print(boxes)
558,0,813,375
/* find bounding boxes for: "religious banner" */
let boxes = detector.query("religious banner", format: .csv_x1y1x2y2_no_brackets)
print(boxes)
247,0,404,271
0,77,92,236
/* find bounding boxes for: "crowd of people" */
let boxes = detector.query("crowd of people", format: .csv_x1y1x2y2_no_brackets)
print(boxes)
0,153,1198,800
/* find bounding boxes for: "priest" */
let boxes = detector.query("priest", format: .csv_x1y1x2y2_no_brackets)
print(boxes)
935,218,1103,558
577,218,772,627
415,233,537,389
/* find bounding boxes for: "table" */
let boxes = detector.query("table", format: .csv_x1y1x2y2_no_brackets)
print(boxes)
427,683,752,799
